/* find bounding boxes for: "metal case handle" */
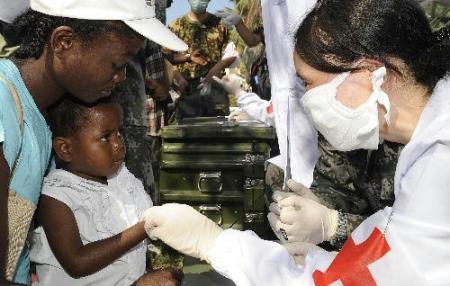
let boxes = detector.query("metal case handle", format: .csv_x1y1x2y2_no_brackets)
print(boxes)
199,204,223,226
198,172,223,193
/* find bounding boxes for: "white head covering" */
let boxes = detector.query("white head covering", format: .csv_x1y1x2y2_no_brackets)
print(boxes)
28,0,187,51
0,0,30,24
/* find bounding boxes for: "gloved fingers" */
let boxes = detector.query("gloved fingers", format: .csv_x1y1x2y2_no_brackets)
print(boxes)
228,109,241,121
212,75,222,84
140,206,166,226
276,219,293,237
229,110,253,122
272,190,295,203
197,82,205,90
278,195,309,209
267,212,280,231
198,82,211,95
279,206,301,224
141,205,179,240
212,75,230,88
287,179,320,202
269,202,280,216
267,212,288,243
228,73,246,83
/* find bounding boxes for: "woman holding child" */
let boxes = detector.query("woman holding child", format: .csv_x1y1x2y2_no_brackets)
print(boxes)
0,0,186,285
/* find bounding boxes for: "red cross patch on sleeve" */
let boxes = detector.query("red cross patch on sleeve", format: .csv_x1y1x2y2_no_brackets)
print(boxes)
313,227,391,286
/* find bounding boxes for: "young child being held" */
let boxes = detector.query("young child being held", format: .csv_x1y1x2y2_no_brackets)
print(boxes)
30,97,182,286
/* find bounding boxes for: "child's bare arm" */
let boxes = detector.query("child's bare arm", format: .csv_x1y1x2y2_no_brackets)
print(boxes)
38,195,148,278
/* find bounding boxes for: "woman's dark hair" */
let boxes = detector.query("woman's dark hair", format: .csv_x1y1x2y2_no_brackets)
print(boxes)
12,9,139,59
295,0,450,90
47,95,115,138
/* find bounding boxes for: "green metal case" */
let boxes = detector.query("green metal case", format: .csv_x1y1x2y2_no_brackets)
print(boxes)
158,117,276,237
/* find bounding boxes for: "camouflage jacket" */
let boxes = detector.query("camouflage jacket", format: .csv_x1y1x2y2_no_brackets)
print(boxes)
312,134,403,248
112,0,166,127
167,14,229,80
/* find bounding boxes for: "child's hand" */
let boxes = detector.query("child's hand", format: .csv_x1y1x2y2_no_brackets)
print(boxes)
135,268,183,286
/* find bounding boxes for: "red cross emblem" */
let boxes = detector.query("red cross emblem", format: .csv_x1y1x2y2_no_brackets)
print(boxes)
313,227,390,286
266,102,274,114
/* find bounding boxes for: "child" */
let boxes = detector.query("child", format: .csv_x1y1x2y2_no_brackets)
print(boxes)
30,96,182,286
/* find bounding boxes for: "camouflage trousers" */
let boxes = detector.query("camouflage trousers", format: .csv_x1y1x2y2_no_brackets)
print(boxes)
175,79,229,120
122,125,155,198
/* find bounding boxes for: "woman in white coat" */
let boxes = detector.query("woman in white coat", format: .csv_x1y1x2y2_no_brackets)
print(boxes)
142,0,450,285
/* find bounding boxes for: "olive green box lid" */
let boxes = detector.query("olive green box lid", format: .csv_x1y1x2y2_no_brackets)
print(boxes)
162,117,276,140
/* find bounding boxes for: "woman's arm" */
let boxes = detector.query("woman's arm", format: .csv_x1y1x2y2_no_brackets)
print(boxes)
38,195,147,278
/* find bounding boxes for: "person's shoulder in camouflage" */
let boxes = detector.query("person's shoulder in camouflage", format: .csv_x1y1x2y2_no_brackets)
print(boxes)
311,135,403,249
168,13,229,80
312,134,370,214
359,140,403,210
111,55,148,127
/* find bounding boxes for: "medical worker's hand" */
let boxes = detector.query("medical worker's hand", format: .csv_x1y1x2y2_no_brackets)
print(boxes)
283,241,322,266
213,75,246,97
228,109,254,122
197,81,212,95
268,179,322,242
141,204,223,263
268,180,338,244
285,179,321,203
215,9,242,26
275,195,338,244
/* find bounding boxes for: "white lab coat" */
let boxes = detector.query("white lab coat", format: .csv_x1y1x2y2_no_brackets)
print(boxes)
257,0,319,186
209,77,450,285
236,93,275,127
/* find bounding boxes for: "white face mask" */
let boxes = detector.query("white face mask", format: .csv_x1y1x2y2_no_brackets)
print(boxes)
300,67,390,151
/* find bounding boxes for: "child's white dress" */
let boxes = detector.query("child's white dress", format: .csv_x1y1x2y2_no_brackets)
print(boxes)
30,164,153,286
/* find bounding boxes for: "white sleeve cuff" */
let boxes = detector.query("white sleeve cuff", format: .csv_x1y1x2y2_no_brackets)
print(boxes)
210,229,306,286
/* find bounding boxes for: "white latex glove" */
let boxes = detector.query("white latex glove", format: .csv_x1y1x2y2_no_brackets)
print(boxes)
215,9,242,26
283,241,322,266
271,179,321,207
267,210,288,243
213,75,246,97
268,179,322,239
141,203,223,263
272,195,339,244
228,109,254,122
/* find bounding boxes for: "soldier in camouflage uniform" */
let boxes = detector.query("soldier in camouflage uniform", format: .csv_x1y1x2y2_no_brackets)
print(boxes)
266,134,403,249
164,0,238,119
111,0,169,197
112,48,156,195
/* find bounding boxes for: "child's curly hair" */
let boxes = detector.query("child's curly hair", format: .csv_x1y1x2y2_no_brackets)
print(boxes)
47,95,115,138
